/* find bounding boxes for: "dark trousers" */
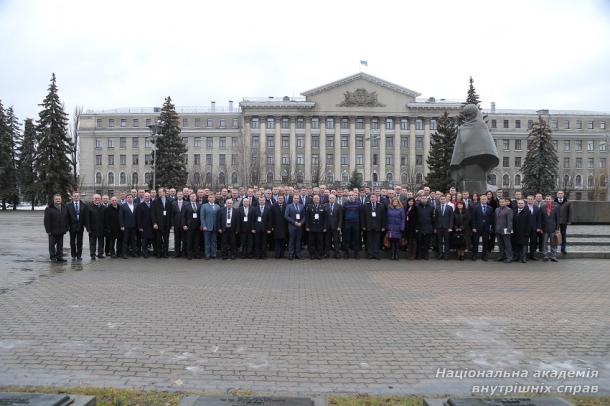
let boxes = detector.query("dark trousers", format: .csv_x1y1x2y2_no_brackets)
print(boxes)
254,231,268,258
528,229,538,258
173,226,184,256
106,234,118,256
240,232,254,258
122,228,137,256
89,233,104,257
135,231,142,255
497,233,512,260
537,231,544,252
343,222,360,255
287,227,302,258
436,229,450,258
514,243,527,261
559,223,568,252
274,238,286,258
308,231,324,258
366,230,381,258
416,233,431,259
69,231,84,258
472,230,491,259
221,230,237,258
390,238,400,259
141,235,154,257
488,231,496,253
186,229,201,259
156,227,170,257
48,234,64,260
326,229,342,258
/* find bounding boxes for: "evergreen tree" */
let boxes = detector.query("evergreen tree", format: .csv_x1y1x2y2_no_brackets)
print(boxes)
426,112,457,192
0,101,14,210
34,73,73,204
465,76,481,107
521,115,559,196
348,170,363,190
18,119,38,210
153,96,188,189
6,107,21,209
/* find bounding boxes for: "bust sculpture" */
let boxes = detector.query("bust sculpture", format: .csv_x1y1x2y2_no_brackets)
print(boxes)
449,104,499,194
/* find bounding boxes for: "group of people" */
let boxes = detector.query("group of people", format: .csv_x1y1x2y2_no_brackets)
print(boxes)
43,184,572,264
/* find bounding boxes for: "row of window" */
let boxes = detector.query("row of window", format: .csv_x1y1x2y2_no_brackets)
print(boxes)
95,136,240,150
491,118,607,130
496,138,607,152
488,173,607,189
96,153,240,167
96,117,240,129
94,171,240,186
250,117,434,131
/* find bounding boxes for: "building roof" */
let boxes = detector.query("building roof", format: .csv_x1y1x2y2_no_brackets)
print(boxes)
84,106,239,115
301,72,421,98
484,108,610,116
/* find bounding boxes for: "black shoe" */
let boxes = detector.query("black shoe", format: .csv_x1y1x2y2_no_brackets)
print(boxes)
482,257,488,262
543,257,549,262
496,257,505,262
122,256,128,259
561,250,567,255
91,256,96,260
504,259,512,263
97,255,105,259
529,256,538,261
521,259,527,263
550,257,558,262
288,256,294,261
56,258,67,262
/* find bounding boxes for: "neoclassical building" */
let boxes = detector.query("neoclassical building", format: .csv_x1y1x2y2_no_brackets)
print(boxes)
79,72,610,199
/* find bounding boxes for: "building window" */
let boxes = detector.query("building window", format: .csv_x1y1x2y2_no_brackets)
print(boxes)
416,155,423,166
503,119,509,129
340,118,349,129
182,118,188,127
266,117,274,128
232,118,239,128
576,157,582,169
371,119,379,130
491,119,497,129
145,154,153,165
515,139,522,150
400,119,409,130
144,137,152,148
575,175,582,188
219,119,225,128
195,118,202,127
231,154,237,166
551,120,559,129
356,136,364,148
601,142,608,152
600,158,607,168
575,140,582,151
107,155,114,166
220,137,227,149
206,118,213,128
341,136,349,148
565,120,570,129
515,120,521,129
145,118,151,127
385,118,394,130
312,136,319,148
120,137,126,149
108,119,115,128
282,118,289,129
281,154,289,165
311,117,319,129
564,140,570,152
95,155,102,166
488,173,497,186
326,135,334,148
576,120,582,129
132,172,138,186
297,135,304,148
386,136,394,148
219,155,226,166
588,158,594,168
96,119,102,128
400,156,406,166
528,120,533,129
296,154,304,165
251,117,259,129
206,137,213,149
266,136,273,148
356,155,364,165
107,138,114,149
121,119,127,128
430,119,437,130
356,118,364,129
601,121,606,130
206,154,213,166
587,141,594,152
503,139,510,151
132,154,139,165
95,138,102,149
251,136,259,148
502,174,510,187
296,118,304,129
194,154,201,166
282,136,289,148
515,174,521,186
194,137,201,148
386,155,393,165
415,119,423,130
120,172,126,185
120,154,126,165
514,157,521,167
95,172,102,184
323,118,333,129
552,140,558,151
503,157,509,167
563,157,570,168
326,153,334,165
401,136,408,148
341,155,348,165
588,121,594,129
312,154,319,167
415,136,423,149
232,137,238,147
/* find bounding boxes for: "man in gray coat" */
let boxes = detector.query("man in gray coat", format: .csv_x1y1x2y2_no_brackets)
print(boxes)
554,190,571,255
541,195,560,262
494,198,513,263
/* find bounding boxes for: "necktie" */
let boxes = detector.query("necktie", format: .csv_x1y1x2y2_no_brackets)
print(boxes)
75,203,79,220
228,209,231,220
192,203,196,211
331,204,334,215
518,209,522,214
442,205,445,216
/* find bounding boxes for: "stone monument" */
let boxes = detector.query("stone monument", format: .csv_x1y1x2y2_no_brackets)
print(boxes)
449,104,499,194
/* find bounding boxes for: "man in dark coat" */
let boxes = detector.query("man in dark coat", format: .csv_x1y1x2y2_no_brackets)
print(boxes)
342,192,361,259
415,196,435,260
540,195,560,262
554,190,571,254
237,197,255,258
284,194,305,260
66,191,87,260
43,194,69,262
512,199,531,263
87,194,106,260
103,196,121,258
119,194,138,258
135,192,154,258
218,198,239,259
305,194,327,259
471,194,495,261
325,194,343,258
434,195,454,260
182,193,201,260
494,198,513,263
525,195,541,260
171,191,187,257
251,198,273,259
361,194,386,260
151,188,172,258
271,196,288,258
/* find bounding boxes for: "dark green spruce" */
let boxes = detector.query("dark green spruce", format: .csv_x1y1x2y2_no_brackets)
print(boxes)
521,115,559,196
426,112,457,191
18,118,38,210
152,96,188,189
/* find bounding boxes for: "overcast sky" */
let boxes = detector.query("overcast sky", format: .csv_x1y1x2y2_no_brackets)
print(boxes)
1,0,609,124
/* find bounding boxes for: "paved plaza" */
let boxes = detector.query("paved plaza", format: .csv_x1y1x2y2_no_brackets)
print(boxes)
0,212,609,396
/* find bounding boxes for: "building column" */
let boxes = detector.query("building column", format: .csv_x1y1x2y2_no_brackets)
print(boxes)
319,116,326,185
289,117,296,182
274,116,282,184
244,117,252,187
259,118,267,185
364,118,371,184
349,117,356,175
409,117,416,175
334,118,341,182
394,120,401,184
304,117,312,184
423,118,431,177
379,118,386,183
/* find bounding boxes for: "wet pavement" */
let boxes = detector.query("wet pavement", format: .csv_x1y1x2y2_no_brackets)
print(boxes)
1,211,610,396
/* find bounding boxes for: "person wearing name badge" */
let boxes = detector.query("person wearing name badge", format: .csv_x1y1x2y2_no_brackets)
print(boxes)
43,193,69,262
325,194,344,259
135,192,155,258
182,193,201,260
201,194,220,260
218,198,239,260
66,191,87,261
171,191,187,257
494,197,513,263
305,194,327,259
284,194,305,260
151,188,172,258
237,197,255,258
361,193,386,260
271,195,288,259
434,195,454,261
86,194,106,260
119,193,138,258
251,197,273,259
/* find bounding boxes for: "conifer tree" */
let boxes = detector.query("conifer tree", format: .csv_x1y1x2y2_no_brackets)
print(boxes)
18,119,38,210
348,170,363,190
521,115,559,196
6,107,21,209
426,112,457,191
0,101,14,209
153,96,188,189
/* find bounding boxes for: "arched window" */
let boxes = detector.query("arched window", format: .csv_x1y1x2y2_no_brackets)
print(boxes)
281,169,288,183
296,171,304,183
144,172,151,185
575,175,582,188
250,172,257,185
386,172,393,182
488,173,497,186
205,172,213,186
514,174,521,186
372,172,378,182
132,172,138,186
416,173,423,185
588,174,594,188
502,174,510,187
193,172,201,185
218,172,226,186
341,171,349,184
231,172,238,184
95,172,102,185
326,172,334,184
108,172,114,185
120,172,126,185
600,175,607,187
563,174,570,187
401,173,407,185
266,172,274,184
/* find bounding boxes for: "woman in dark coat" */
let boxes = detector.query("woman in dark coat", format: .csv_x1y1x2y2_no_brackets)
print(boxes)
512,201,531,263
404,197,418,259
385,197,405,260
452,200,471,260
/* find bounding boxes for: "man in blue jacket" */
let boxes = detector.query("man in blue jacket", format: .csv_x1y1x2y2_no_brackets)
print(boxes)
200,194,220,259
471,194,495,261
284,194,304,260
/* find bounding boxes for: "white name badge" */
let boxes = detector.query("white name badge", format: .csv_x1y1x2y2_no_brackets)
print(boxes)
163,210,167,216
257,216,262,222
243,216,248,222
314,213,319,220
296,214,301,220
372,212,377,217
193,213,198,219
503,228,508,235
227,219,231,225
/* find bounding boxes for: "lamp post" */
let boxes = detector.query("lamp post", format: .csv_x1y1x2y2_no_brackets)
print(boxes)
148,120,164,191
366,133,380,190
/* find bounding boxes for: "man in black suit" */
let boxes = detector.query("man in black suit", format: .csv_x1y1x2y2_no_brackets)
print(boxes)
171,191,187,257
471,194,495,261
271,195,288,258
135,192,155,258
305,194,327,259
43,194,69,262
182,193,201,260
325,194,343,258
512,199,531,263
66,191,87,260
237,197,255,258
103,196,121,258
434,195,454,260
151,188,172,258
87,194,106,260
525,195,541,260
251,197,272,259
415,196,435,260
361,194,386,260
218,198,239,259
119,194,138,258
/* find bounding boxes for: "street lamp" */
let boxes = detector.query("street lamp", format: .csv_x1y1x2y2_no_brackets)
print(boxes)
366,133,380,190
148,120,164,191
